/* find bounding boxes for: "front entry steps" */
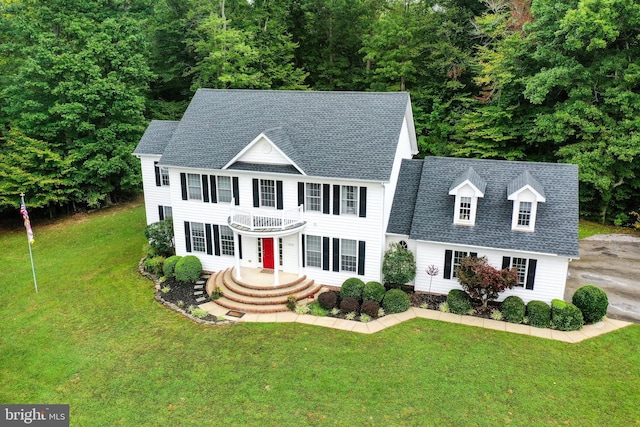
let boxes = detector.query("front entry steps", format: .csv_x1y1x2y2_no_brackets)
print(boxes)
207,268,323,313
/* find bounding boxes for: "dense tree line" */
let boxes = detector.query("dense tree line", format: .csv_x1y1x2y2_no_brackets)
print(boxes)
0,0,638,223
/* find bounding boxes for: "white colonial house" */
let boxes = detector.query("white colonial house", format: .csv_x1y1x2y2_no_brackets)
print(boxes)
133,89,579,305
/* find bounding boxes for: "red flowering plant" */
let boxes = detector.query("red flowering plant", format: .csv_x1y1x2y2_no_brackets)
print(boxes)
455,256,518,311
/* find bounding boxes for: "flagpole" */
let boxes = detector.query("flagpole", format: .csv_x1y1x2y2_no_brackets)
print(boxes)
20,193,38,293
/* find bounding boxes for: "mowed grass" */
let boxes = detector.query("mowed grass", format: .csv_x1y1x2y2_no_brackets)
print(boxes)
578,219,640,239
1,201,639,426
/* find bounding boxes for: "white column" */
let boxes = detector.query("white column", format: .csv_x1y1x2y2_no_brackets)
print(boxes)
233,231,242,280
298,232,304,277
273,236,279,287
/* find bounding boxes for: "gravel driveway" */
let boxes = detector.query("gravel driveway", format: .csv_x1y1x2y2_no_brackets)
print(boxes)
565,234,640,324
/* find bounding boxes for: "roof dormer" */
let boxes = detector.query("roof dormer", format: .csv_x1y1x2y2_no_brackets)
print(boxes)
508,171,546,232
448,167,486,226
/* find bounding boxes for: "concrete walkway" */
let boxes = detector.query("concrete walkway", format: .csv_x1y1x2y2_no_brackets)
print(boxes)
199,302,631,343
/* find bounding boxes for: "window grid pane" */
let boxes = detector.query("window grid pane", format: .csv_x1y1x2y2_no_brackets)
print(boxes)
260,179,275,207
512,257,527,286
161,167,170,186
218,176,232,203
306,183,321,211
341,239,357,272
517,202,532,226
191,222,205,253
306,235,322,268
341,186,358,215
220,225,234,256
187,174,202,200
459,197,471,220
452,250,468,278
164,206,173,219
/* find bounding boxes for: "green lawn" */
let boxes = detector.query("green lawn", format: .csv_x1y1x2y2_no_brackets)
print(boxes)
578,219,640,239
1,201,639,426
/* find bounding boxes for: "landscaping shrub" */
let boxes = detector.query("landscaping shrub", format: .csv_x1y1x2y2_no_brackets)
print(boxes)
572,285,608,324
447,289,472,315
550,299,584,331
175,255,202,284
144,219,175,257
143,256,165,276
382,242,416,288
361,300,380,317
501,296,526,323
527,300,551,328
318,291,338,310
286,295,297,311
382,289,411,314
341,278,365,301
163,255,181,279
363,281,386,303
340,297,360,314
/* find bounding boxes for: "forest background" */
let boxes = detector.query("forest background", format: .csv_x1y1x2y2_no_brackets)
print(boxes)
0,0,638,225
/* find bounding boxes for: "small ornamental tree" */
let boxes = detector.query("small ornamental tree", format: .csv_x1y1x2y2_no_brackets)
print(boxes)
382,242,416,288
144,219,175,257
456,256,518,311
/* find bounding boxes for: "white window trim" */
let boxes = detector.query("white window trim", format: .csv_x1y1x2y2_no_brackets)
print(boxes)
449,182,483,226
340,238,357,272
306,235,322,268
190,222,206,253
187,173,202,200
260,179,276,208
160,167,170,186
220,225,235,256
509,187,544,232
341,185,358,215
217,176,233,203
511,257,528,286
305,183,322,212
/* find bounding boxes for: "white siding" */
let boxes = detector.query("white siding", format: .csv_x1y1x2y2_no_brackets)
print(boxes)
413,241,569,304
138,155,172,225
235,136,292,165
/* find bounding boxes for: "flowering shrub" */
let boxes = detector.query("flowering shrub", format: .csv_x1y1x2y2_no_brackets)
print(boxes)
382,242,416,288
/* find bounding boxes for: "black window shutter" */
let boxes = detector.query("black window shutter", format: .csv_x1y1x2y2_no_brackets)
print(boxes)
252,179,259,207
238,235,243,259
323,184,330,214
359,187,367,218
184,222,192,253
502,256,511,270
276,180,283,210
526,259,537,290
180,173,188,200
202,175,209,203
210,175,217,203
301,234,306,267
232,177,240,205
154,162,161,186
333,185,340,215
205,224,213,255
443,250,453,279
322,237,330,271
158,206,165,221
470,252,477,258
357,241,366,275
332,238,340,272
298,182,305,208
213,225,221,256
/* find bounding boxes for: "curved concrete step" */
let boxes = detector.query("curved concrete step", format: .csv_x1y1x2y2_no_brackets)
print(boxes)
221,269,317,299
232,268,308,291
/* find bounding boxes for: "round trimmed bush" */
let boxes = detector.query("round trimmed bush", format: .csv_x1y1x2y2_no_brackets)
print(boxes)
527,300,551,328
163,255,181,279
550,299,584,331
341,278,365,301
501,296,526,323
447,289,472,315
175,255,203,284
363,281,386,303
572,285,608,324
340,296,360,314
361,300,380,317
382,289,411,314
318,291,338,310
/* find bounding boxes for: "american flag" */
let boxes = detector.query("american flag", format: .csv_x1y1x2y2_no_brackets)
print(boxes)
20,202,34,244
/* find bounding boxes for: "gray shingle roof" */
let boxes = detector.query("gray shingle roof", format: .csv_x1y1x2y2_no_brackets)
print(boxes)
152,89,411,181
389,157,579,258
387,159,424,235
227,162,301,175
133,120,179,155
508,170,546,199
449,166,487,194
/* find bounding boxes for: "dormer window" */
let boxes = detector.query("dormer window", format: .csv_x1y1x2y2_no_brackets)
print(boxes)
508,171,545,232
449,167,487,226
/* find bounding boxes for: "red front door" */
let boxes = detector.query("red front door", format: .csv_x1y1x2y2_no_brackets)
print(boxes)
262,238,274,269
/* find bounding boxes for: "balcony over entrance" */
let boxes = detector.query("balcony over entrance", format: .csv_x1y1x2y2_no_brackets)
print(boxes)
228,205,305,233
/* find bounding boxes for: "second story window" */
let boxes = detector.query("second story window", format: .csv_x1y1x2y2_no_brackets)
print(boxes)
306,183,321,212
187,174,202,200
217,176,232,203
341,185,358,215
160,167,170,186
260,179,275,207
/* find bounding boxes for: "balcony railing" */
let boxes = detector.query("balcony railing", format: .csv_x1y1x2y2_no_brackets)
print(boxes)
229,202,305,232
